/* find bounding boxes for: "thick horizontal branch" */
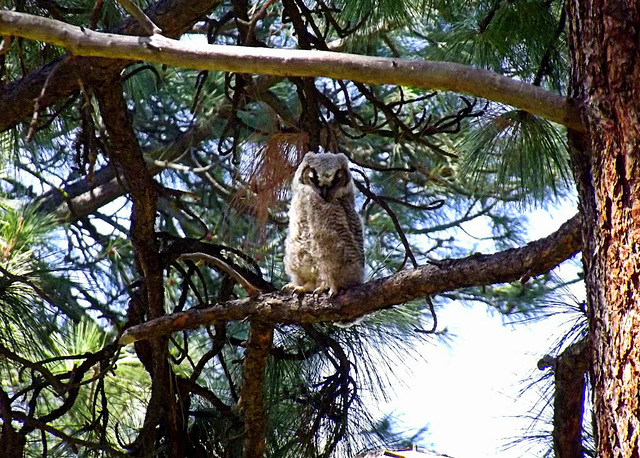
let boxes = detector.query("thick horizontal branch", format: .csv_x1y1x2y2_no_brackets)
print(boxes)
120,214,583,344
0,11,585,131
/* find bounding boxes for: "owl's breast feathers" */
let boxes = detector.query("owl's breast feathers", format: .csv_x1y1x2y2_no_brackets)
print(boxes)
284,152,365,294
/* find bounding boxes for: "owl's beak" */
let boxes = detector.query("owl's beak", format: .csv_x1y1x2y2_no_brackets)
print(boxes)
318,186,331,201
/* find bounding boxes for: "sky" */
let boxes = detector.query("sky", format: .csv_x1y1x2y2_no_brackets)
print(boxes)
377,199,585,457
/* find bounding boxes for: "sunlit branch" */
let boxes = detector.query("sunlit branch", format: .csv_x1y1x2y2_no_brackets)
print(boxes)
120,214,582,344
0,10,584,131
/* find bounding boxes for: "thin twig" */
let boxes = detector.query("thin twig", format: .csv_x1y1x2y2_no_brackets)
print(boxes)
0,343,66,395
246,0,275,45
114,0,162,36
178,252,264,297
27,55,73,142
12,410,127,456
352,174,418,269
414,295,438,334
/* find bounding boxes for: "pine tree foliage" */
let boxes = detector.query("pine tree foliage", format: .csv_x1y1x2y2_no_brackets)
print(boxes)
460,109,571,206
0,0,589,456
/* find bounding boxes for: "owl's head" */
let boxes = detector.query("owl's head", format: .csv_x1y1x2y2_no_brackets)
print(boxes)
295,153,353,202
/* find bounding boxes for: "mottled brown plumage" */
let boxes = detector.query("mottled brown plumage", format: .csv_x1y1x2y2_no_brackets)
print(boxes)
284,153,364,297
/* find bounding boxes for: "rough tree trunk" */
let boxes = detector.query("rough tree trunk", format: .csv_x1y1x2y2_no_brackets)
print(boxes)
568,0,640,456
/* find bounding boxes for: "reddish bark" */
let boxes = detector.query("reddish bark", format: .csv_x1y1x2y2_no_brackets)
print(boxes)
568,0,640,455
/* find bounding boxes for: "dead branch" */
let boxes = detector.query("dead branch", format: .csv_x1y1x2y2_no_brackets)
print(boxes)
0,10,584,131
114,0,162,36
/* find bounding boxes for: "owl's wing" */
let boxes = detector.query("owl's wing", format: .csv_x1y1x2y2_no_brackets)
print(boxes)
339,195,365,263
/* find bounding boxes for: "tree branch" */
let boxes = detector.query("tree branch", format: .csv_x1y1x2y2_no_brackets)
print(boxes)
34,110,221,222
539,338,590,458
93,76,181,455
0,11,584,132
0,386,25,455
120,213,582,344
114,0,162,36
11,411,127,456
0,0,221,132
93,75,162,319
240,320,274,458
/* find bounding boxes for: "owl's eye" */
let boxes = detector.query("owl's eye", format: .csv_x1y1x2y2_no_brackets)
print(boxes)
300,166,319,186
331,169,345,187
309,169,320,186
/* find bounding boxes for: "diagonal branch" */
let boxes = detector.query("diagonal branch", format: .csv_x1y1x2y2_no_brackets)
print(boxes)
114,0,162,36
0,0,222,132
93,76,181,455
93,75,162,318
0,10,584,131
120,213,583,345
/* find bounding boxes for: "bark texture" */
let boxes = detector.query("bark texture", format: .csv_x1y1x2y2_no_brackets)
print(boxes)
539,339,590,458
568,1,640,455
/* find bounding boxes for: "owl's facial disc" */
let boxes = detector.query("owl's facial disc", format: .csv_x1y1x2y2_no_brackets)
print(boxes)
302,166,348,202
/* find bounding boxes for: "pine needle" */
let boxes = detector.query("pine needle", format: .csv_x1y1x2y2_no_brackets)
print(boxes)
232,132,306,227
459,109,570,207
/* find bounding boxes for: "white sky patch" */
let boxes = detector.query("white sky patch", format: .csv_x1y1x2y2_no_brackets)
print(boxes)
378,198,584,457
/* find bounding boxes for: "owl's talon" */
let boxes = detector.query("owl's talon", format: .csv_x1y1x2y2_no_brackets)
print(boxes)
311,284,341,298
283,283,314,295
311,283,328,296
